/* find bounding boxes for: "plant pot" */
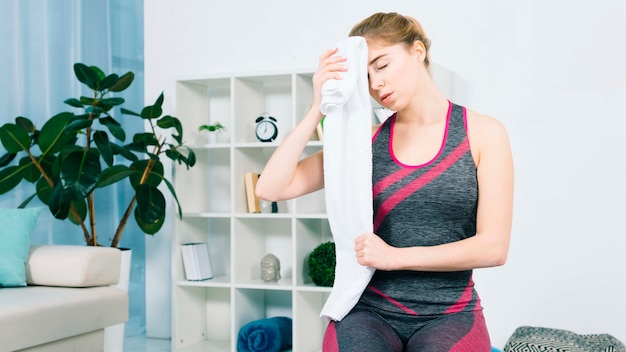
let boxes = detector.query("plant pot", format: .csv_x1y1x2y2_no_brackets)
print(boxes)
104,248,132,352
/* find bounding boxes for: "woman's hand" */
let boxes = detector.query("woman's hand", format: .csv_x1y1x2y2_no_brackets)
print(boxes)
312,48,348,108
354,232,398,271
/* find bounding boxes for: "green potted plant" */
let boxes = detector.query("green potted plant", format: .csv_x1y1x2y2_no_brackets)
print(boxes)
198,121,224,134
198,121,225,143
0,63,202,247
308,241,336,287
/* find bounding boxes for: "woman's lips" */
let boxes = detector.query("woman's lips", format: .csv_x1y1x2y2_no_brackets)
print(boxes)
380,92,392,105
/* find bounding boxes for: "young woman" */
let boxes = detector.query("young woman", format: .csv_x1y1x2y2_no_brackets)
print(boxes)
255,12,514,352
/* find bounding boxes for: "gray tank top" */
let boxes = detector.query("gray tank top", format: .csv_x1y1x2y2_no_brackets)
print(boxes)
359,102,481,316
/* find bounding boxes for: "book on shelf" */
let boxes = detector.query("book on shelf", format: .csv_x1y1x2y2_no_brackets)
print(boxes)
316,118,324,141
244,172,261,213
181,242,213,281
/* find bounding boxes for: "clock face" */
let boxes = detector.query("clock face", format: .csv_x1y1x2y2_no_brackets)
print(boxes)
255,120,278,142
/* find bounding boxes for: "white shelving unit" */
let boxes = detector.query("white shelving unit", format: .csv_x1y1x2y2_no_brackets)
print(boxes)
172,70,332,352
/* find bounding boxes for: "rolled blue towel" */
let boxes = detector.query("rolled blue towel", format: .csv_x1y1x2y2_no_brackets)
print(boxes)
237,316,292,352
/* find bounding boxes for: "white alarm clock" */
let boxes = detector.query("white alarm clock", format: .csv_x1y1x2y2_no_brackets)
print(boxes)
255,114,278,142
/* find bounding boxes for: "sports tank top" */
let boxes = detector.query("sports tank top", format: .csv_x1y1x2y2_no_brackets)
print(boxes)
358,102,482,316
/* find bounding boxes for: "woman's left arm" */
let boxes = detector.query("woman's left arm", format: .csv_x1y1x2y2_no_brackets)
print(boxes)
355,112,514,271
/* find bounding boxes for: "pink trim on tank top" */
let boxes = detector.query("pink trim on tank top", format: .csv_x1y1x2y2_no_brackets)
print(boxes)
368,285,418,316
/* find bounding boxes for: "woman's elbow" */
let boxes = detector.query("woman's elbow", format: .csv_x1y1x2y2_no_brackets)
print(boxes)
490,251,508,267
487,242,509,267
255,182,277,202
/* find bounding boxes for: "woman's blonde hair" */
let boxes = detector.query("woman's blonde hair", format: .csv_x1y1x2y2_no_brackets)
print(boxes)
349,12,432,71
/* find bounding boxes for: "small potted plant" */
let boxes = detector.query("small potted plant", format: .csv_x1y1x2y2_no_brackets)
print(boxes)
198,122,225,143
308,241,336,287
0,63,215,248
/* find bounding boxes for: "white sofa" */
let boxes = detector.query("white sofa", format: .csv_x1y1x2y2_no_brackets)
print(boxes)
0,245,128,352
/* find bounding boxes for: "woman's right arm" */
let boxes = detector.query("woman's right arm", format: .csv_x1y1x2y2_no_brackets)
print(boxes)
255,48,347,202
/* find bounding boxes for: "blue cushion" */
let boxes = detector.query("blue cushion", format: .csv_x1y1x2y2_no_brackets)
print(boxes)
0,207,42,287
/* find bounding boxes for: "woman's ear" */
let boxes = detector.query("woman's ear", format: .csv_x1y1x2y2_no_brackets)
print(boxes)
413,40,427,62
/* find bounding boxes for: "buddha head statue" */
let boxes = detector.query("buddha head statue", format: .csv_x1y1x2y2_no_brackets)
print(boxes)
260,253,281,282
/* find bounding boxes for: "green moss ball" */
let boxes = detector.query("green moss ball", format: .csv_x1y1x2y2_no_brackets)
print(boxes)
307,241,336,287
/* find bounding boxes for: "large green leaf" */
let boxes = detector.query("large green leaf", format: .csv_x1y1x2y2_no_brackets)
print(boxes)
0,166,23,194
38,112,76,155
89,65,106,87
35,174,57,205
140,105,163,120
99,116,125,142
97,165,136,188
0,123,30,153
162,177,183,219
129,133,159,152
120,108,141,117
157,115,183,142
19,156,40,183
15,117,34,133
99,74,119,91
140,92,165,119
74,63,98,90
111,143,138,162
65,115,93,134
17,193,37,209
49,181,74,219
48,149,100,220
134,184,166,234
86,105,106,115
58,148,101,200
38,154,58,180
67,199,87,225
64,98,84,108
100,97,125,107
166,147,196,169
0,152,17,167
109,71,134,92
93,131,113,166
80,96,97,106
129,159,163,188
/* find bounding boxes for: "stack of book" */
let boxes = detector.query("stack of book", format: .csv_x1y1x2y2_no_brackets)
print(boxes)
180,242,214,281
244,172,261,213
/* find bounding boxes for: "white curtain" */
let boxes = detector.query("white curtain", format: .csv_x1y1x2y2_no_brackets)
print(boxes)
0,0,145,336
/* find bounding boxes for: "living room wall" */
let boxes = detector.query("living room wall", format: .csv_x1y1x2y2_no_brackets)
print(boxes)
144,0,626,346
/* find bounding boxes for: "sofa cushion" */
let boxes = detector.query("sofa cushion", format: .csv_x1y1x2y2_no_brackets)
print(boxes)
0,286,128,351
0,207,42,287
503,326,626,352
26,245,121,287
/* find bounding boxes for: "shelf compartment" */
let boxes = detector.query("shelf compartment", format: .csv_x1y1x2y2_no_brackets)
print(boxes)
294,290,330,352
233,146,291,214
176,148,231,214
232,75,293,144
233,217,293,285
173,286,231,350
294,218,333,287
233,288,293,345
176,78,232,145
174,217,231,284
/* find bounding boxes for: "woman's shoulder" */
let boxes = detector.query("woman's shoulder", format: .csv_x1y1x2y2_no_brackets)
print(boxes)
463,107,511,167
464,107,509,142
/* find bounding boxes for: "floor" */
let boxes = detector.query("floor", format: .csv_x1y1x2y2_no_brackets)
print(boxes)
123,335,172,352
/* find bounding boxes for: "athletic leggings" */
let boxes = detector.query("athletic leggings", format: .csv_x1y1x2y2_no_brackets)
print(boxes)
322,308,491,352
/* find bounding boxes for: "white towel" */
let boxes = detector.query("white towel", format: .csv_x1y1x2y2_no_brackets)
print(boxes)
319,36,375,322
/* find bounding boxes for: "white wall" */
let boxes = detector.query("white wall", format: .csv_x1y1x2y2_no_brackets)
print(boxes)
145,0,626,347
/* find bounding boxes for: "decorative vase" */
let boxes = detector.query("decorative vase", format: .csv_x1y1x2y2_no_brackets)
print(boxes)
104,248,132,352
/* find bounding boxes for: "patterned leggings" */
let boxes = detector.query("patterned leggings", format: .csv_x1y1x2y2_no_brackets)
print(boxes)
322,308,491,352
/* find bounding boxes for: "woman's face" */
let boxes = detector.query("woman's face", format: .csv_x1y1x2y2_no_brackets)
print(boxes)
366,40,423,112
